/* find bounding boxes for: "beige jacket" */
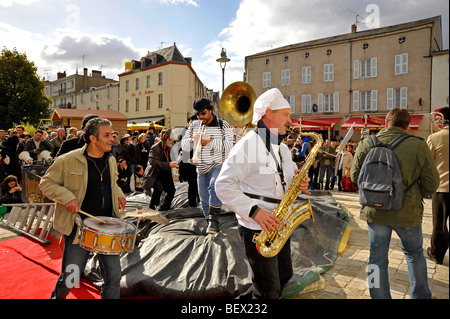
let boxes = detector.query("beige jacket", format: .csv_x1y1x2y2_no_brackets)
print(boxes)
427,126,449,193
39,145,125,235
334,151,354,176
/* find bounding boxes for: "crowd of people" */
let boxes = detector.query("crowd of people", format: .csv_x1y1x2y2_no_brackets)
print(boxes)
0,119,159,206
286,132,360,192
1,100,448,300
0,109,360,215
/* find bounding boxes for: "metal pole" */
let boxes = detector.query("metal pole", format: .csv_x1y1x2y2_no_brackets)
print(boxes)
222,66,225,94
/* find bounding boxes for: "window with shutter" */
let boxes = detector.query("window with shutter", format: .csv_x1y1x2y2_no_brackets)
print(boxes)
318,93,323,112
395,53,408,75
302,66,311,83
371,90,377,111
281,69,290,86
263,72,271,88
324,63,334,82
354,60,360,79
387,88,394,110
400,87,408,108
353,91,360,111
334,92,339,112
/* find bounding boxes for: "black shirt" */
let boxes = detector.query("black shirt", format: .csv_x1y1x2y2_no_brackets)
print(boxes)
81,151,113,218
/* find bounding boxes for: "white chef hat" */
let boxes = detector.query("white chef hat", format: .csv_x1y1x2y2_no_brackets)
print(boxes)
252,88,291,124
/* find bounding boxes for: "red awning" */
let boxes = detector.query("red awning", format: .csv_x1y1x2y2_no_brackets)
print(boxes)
341,115,423,130
292,117,343,130
341,116,383,130
409,115,423,129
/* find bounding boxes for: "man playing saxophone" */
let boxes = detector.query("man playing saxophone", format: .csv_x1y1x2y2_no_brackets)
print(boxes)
215,88,310,299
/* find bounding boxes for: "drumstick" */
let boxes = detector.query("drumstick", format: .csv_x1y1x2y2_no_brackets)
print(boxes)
53,199,106,224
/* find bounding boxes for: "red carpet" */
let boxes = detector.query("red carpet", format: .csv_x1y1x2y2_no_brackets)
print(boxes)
0,232,101,299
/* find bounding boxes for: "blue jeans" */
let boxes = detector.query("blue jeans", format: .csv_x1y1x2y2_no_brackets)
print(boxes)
367,222,432,299
197,165,222,217
51,226,122,299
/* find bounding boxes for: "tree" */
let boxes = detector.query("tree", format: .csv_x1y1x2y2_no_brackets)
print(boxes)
0,47,51,130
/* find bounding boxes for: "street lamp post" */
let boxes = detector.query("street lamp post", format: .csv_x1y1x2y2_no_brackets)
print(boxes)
216,48,230,95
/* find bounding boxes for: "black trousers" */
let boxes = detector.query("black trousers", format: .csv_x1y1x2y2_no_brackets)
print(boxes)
179,162,198,207
336,169,343,191
431,192,449,263
149,174,176,211
238,225,293,299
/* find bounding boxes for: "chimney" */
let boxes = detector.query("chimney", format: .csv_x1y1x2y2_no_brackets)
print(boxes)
57,71,66,80
351,24,357,33
83,68,88,89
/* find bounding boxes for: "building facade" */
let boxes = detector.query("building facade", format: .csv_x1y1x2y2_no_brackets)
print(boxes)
431,49,449,112
74,82,120,111
245,16,446,140
45,68,118,110
118,43,206,129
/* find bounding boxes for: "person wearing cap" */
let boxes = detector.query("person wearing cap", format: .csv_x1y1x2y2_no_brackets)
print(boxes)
181,98,233,234
215,88,310,299
426,107,449,265
142,128,179,211
56,114,100,157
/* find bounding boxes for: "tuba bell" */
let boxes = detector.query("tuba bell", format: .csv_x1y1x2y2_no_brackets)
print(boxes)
220,81,257,129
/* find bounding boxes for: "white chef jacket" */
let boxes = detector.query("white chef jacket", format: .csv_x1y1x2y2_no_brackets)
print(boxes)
215,129,297,230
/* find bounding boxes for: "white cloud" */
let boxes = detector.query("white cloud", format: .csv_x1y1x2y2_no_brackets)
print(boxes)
0,0,39,7
1,22,148,81
0,21,47,62
39,30,150,80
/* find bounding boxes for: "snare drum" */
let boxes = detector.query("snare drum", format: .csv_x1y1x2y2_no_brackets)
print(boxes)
79,217,136,255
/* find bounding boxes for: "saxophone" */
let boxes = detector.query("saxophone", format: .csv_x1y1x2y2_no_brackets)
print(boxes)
252,128,323,258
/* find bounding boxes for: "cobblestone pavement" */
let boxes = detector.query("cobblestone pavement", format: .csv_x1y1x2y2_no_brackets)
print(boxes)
1,190,448,299
299,190,449,299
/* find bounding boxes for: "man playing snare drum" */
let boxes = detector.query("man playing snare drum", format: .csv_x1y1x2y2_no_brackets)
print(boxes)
40,118,126,299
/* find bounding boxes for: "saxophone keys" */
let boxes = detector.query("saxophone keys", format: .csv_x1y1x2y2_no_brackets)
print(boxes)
252,233,259,244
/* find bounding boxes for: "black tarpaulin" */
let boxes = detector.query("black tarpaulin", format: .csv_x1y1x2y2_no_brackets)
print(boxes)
84,184,349,298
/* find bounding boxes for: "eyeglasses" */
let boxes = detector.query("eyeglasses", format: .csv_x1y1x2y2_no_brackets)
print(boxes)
198,110,208,116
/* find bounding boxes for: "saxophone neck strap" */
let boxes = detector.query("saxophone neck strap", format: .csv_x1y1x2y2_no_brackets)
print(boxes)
254,128,286,192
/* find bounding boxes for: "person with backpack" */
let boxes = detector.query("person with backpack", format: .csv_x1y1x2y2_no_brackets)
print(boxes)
350,108,440,299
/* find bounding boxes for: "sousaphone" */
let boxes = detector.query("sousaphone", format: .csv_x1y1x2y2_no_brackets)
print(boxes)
220,81,257,129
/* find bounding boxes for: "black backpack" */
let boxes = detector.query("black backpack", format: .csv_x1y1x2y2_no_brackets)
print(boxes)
358,134,414,210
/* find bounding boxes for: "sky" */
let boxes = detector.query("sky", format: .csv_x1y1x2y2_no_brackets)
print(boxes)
1,0,449,94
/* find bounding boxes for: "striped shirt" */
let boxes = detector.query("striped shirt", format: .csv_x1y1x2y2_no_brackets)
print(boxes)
181,116,234,174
